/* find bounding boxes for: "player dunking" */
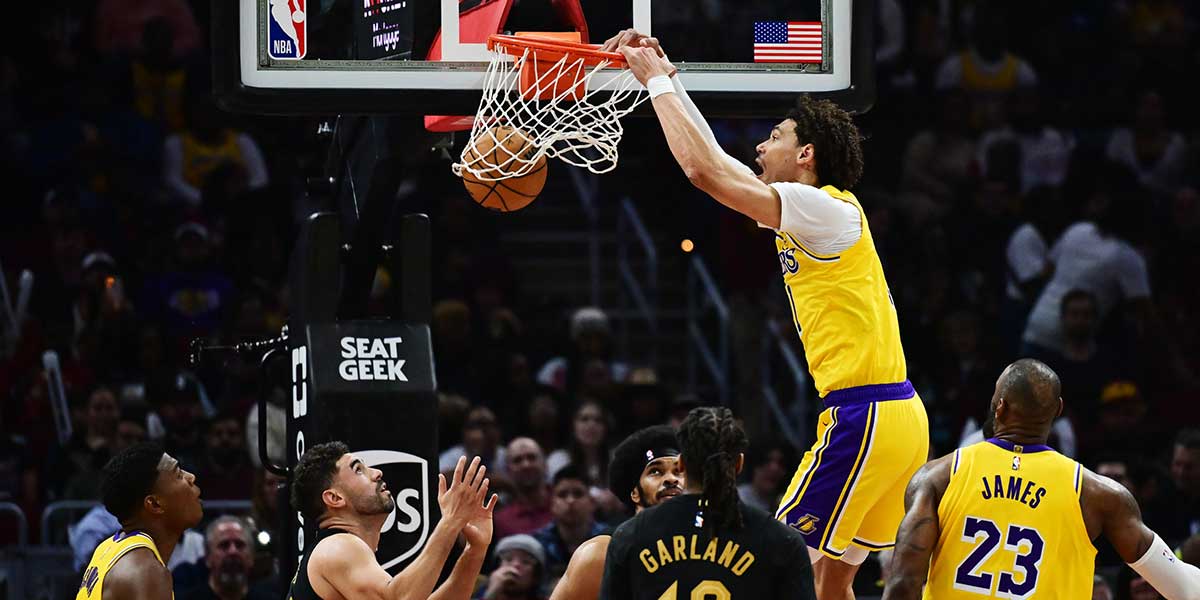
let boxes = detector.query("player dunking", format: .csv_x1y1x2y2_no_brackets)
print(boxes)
550,425,686,600
599,407,816,600
77,442,204,600
884,359,1200,600
608,31,929,598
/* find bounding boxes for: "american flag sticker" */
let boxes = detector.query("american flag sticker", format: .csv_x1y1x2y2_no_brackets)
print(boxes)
753,21,823,64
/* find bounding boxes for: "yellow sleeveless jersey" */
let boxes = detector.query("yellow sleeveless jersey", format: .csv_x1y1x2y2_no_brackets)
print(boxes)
76,530,170,600
924,439,1095,599
181,130,244,188
774,186,906,397
961,51,1019,92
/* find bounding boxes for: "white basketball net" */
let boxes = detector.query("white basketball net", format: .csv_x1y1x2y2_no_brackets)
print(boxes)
452,40,648,182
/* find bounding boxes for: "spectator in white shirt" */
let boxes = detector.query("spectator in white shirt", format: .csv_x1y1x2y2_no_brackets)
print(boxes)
1105,89,1187,198
163,98,268,207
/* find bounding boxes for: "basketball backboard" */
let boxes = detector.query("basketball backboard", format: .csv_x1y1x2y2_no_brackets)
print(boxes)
213,0,874,117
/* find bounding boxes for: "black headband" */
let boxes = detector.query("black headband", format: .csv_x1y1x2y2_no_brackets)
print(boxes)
643,446,680,467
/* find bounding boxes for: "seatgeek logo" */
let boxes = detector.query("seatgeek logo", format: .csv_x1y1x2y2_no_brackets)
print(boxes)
339,337,407,381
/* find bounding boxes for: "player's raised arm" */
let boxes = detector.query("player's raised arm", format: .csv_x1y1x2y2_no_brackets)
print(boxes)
882,455,953,600
1083,469,1200,600
617,45,784,229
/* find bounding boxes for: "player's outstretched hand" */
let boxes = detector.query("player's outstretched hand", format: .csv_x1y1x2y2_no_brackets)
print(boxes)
618,45,676,86
462,489,499,549
600,28,666,57
438,456,490,529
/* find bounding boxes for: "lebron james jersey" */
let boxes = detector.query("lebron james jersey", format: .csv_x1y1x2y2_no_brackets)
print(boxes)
924,439,1095,599
773,185,906,397
76,530,170,600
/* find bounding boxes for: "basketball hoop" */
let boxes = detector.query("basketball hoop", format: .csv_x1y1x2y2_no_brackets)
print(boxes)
453,33,648,182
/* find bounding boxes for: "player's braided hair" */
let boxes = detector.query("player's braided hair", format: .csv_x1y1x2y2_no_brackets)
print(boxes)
786,95,864,190
677,407,749,537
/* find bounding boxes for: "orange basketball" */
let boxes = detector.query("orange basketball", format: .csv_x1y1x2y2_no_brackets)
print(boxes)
461,125,547,212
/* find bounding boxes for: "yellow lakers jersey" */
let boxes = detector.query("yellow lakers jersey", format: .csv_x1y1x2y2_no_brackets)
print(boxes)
774,186,907,397
181,130,244,188
76,530,170,600
924,440,1095,599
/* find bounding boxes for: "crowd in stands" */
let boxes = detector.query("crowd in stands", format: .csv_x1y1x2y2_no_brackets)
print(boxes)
1,0,1198,598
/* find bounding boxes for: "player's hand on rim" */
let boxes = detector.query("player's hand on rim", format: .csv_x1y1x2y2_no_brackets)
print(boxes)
438,456,491,528
599,28,665,57
617,44,676,87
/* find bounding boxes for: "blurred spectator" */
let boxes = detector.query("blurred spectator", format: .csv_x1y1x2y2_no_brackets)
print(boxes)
195,412,254,500
179,516,273,600
477,534,546,600
1083,382,1163,464
1093,575,1114,600
495,438,553,541
737,442,791,514
898,90,977,225
163,98,268,207
1105,90,1187,198
1096,457,1135,493
432,300,482,398
928,310,1003,455
531,466,607,580
150,374,209,469
536,307,629,394
935,1,1037,128
616,367,670,438
1115,565,1164,600
94,0,202,60
1000,186,1066,353
142,223,234,344
518,386,566,456
127,17,189,132
545,400,621,517
1033,290,1122,448
977,87,1076,193
439,406,507,474
1167,429,1200,541
48,385,120,499
1022,168,1152,354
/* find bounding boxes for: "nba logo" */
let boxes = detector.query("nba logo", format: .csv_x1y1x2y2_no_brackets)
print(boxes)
268,0,307,60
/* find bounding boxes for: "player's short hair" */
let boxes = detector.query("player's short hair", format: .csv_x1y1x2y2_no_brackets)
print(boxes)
998,359,1061,418
677,407,748,536
101,442,165,522
552,464,588,488
291,441,349,523
1175,429,1200,451
786,95,864,191
609,425,679,510
1059,289,1097,315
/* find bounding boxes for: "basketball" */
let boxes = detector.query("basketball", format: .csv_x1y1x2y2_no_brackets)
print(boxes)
461,125,547,212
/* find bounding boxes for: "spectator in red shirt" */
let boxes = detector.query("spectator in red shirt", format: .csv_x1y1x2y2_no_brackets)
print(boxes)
495,437,553,540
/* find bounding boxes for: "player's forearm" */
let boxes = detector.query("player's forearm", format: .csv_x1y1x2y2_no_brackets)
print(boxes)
651,92,725,184
389,519,463,600
1129,533,1200,600
429,543,488,600
881,573,925,600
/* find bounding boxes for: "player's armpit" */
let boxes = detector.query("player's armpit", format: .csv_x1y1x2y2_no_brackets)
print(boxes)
550,536,610,600
313,534,396,600
881,454,953,600
103,548,173,600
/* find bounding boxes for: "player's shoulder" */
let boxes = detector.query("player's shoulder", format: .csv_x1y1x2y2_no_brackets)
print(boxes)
572,535,611,566
1079,465,1138,513
309,530,373,568
104,546,171,597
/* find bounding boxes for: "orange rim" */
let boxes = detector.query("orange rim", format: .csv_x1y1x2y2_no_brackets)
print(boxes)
487,34,628,67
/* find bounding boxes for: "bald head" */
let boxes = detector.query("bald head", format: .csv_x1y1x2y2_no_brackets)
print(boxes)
506,437,546,490
987,359,1063,438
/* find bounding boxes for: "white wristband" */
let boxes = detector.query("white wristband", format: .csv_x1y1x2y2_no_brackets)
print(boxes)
1128,533,1200,600
646,75,675,99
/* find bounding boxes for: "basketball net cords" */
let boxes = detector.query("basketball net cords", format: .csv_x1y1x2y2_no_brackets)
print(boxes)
453,46,648,181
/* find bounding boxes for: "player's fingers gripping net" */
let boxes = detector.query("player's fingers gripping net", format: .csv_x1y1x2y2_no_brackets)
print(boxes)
453,34,648,181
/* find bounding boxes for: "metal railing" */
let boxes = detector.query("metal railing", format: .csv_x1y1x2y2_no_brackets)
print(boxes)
0,502,27,547
568,168,602,307
686,256,730,405
761,319,811,449
41,500,100,546
615,197,658,363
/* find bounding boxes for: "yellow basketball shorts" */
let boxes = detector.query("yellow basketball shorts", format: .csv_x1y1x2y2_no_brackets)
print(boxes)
775,380,929,559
